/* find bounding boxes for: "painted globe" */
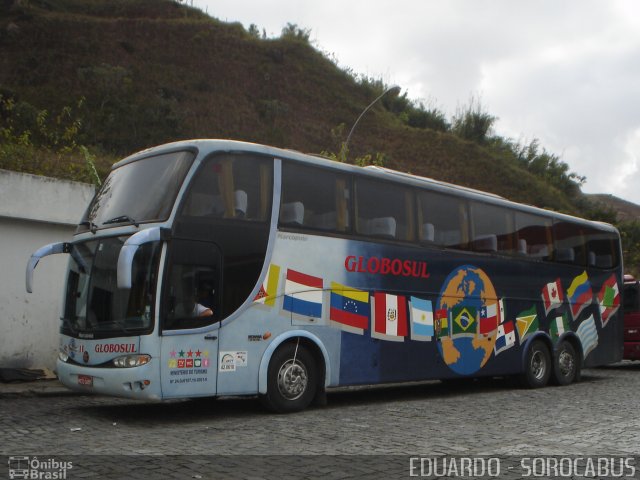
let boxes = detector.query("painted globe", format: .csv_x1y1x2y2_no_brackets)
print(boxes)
435,265,500,375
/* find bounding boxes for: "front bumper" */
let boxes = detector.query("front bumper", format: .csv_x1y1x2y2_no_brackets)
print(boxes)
56,358,162,400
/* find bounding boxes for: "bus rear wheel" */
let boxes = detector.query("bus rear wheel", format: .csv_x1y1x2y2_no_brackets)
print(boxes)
521,340,551,388
262,342,317,413
552,341,579,386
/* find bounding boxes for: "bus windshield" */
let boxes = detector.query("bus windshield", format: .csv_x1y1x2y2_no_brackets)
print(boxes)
62,237,161,338
78,150,195,232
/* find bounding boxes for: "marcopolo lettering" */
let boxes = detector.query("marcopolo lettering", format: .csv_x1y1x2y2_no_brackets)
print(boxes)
95,343,137,354
344,255,430,279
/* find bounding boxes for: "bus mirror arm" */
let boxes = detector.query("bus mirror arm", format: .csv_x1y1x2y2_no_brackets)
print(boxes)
117,227,169,289
26,242,71,293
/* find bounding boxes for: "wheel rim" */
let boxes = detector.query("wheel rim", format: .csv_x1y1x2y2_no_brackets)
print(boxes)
276,359,308,401
558,349,575,378
531,350,547,380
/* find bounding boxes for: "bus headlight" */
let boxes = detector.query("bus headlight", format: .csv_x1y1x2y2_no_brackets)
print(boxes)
59,351,69,363
112,354,151,368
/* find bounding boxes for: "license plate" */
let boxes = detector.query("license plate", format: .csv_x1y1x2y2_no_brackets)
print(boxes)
77,374,93,387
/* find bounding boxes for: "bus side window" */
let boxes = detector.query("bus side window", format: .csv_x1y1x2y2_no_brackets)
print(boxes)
514,212,553,260
585,228,619,269
470,202,515,254
553,221,587,266
355,178,414,241
280,163,351,233
417,190,468,249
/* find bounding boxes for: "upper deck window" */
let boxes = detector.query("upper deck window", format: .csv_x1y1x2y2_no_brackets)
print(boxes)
181,153,272,223
355,178,415,242
280,163,350,233
80,150,195,232
417,190,468,249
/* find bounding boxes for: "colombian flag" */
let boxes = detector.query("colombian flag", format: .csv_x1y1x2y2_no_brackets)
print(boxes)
567,271,593,320
329,282,370,331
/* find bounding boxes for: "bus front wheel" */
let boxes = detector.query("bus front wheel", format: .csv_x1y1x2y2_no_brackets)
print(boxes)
521,340,551,388
262,342,317,413
552,341,579,386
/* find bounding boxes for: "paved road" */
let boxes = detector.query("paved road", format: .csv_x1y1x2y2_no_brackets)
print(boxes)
1,363,640,479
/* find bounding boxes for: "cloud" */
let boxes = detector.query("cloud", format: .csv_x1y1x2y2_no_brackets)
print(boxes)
194,0,640,204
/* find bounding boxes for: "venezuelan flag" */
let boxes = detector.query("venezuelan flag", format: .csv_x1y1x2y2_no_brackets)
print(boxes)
329,282,370,330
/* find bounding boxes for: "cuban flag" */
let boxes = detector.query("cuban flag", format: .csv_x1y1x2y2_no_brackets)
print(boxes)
329,282,370,333
567,271,593,320
282,269,323,318
371,292,408,341
541,278,564,315
576,314,598,358
598,274,620,327
494,320,516,355
410,296,434,341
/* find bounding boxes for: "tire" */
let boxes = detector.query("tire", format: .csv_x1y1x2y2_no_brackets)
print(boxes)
262,342,317,413
552,341,579,386
521,340,551,388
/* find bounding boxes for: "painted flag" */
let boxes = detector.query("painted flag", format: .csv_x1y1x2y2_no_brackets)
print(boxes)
372,292,408,341
451,305,477,337
479,302,500,335
254,263,281,306
516,305,539,341
598,274,620,327
567,271,593,320
494,320,516,355
549,313,570,342
576,314,598,358
435,308,449,339
329,282,370,332
541,278,564,315
410,297,434,341
282,269,323,317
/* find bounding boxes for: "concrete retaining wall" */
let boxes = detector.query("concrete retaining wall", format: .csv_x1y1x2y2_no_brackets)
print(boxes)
0,170,94,370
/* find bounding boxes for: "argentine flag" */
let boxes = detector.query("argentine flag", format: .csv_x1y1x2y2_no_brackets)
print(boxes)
410,296,434,341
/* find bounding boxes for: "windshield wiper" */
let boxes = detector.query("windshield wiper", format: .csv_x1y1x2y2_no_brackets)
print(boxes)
79,220,98,234
60,317,78,334
103,215,139,227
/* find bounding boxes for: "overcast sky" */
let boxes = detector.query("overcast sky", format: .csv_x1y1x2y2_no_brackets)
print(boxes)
191,0,640,205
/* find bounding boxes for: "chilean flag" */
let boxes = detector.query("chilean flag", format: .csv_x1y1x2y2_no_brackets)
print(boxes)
371,292,408,341
282,269,323,317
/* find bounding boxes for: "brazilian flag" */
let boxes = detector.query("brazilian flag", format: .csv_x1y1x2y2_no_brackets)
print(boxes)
451,305,477,336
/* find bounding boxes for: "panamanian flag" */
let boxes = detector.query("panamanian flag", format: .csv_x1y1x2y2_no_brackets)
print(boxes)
567,271,593,320
282,269,323,318
371,292,408,341
598,274,620,327
410,296,434,341
329,282,370,333
494,320,516,355
541,278,564,315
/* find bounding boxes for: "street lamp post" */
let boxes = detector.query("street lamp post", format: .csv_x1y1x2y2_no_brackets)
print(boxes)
343,85,401,158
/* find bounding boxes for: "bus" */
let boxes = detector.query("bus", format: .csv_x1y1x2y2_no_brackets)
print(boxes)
623,275,640,360
26,139,624,412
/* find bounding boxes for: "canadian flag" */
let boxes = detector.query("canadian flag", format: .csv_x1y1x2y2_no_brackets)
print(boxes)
541,279,564,315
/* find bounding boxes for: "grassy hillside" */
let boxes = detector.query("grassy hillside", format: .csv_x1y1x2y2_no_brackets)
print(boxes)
0,0,609,216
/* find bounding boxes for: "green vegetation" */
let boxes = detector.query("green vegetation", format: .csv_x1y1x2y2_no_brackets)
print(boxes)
0,0,638,270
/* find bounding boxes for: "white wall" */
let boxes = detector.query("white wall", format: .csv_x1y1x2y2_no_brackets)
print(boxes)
0,170,94,370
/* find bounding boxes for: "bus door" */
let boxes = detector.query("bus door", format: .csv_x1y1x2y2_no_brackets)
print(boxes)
159,239,222,398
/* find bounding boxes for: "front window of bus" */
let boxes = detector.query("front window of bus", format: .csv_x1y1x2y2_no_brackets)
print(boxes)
78,150,195,232
62,237,161,337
